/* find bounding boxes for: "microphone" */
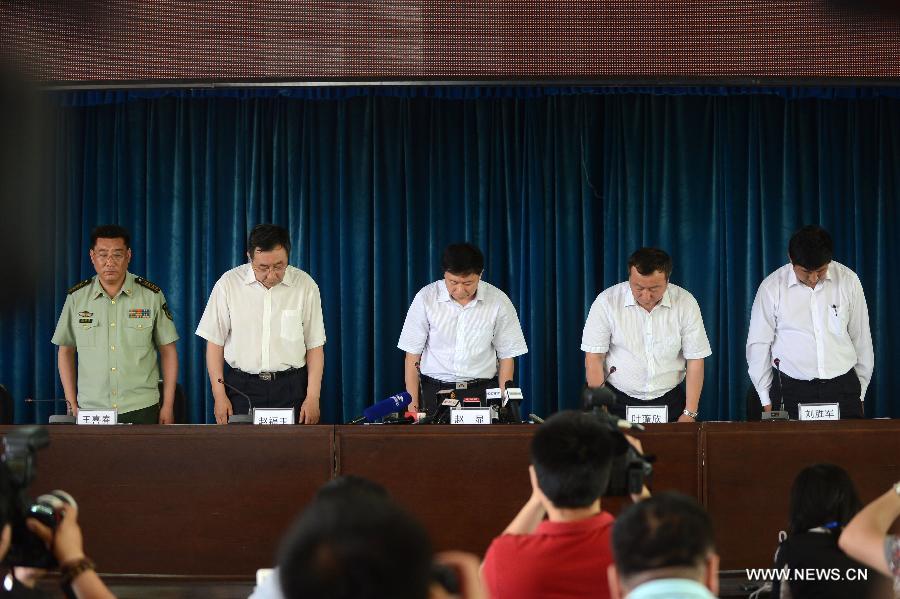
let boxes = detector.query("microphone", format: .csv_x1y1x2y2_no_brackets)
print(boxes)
774,359,786,412
502,380,524,424
349,392,413,424
217,378,253,424
27,398,76,425
420,390,459,424
528,413,544,424
601,365,617,387
761,359,790,421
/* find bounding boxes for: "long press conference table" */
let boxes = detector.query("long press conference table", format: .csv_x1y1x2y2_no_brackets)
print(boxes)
3,420,899,574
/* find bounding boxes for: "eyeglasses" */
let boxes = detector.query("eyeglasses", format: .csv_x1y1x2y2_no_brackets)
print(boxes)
93,251,127,263
252,264,287,275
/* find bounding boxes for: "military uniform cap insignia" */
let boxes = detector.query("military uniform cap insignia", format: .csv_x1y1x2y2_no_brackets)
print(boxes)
67,278,92,295
135,277,161,293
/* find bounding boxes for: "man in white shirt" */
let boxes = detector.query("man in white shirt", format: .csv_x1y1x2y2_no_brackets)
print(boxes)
746,225,873,419
582,248,711,423
196,224,326,424
397,243,528,415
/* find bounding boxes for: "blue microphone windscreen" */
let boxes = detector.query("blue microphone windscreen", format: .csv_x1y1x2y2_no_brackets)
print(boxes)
362,391,413,422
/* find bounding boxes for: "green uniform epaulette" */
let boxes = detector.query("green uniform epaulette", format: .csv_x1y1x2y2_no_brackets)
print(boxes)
67,278,93,295
135,277,161,293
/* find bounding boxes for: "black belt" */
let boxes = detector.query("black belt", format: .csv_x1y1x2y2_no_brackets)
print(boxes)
779,368,854,385
232,367,304,382
420,374,496,388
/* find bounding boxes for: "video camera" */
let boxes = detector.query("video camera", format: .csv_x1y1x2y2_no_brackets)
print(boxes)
581,386,654,497
1,426,75,568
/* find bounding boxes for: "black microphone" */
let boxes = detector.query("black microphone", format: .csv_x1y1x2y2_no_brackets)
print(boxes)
502,380,524,424
217,378,253,424
27,398,76,425
601,365,617,387
420,390,459,424
774,359,785,412
349,392,413,424
761,359,790,421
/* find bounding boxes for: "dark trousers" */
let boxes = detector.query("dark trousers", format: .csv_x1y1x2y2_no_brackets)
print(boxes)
605,383,687,423
419,375,499,414
224,367,309,419
771,368,863,419
119,402,160,424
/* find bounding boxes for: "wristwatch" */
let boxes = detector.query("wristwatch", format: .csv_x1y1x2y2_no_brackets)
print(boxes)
682,409,698,419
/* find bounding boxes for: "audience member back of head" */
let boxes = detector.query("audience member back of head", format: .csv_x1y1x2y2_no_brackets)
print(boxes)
277,476,433,599
773,464,892,599
610,491,718,599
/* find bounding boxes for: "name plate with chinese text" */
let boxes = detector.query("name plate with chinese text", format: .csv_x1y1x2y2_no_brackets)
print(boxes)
625,405,668,425
450,406,496,425
798,403,840,421
253,408,295,425
77,410,117,425
485,388,502,403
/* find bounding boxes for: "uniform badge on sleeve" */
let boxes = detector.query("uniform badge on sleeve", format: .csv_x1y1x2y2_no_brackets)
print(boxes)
162,303,174,321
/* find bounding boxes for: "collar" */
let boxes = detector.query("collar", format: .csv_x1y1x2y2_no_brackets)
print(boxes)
242,264,295,288
534,511,614,537
626,578,715,599
787,263,832,289
90,272,134,300
436,280,484,305
623,284,672,310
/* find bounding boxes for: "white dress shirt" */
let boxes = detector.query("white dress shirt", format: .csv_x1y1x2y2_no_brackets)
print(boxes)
746,262,873,406
397,280,528,382
581,282,712,400
195,264,326,373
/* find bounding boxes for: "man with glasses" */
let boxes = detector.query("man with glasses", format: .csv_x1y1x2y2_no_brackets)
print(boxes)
398,242,528,415
52,224,179,424
196,224,325,424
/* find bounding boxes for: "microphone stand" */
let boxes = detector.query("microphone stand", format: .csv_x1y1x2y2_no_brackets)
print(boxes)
218,378,253,424
761,358,790,421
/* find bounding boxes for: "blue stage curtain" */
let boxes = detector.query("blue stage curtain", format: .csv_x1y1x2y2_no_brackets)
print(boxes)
1,87,898,423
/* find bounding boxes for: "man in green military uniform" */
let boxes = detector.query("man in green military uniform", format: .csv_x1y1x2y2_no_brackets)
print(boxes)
52,225,179,424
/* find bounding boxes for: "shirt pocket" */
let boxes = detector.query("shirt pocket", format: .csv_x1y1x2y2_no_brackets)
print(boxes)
280,309,304,342
124,318,153,347
74,319,99,348
652,334,681,360
828,304,849,336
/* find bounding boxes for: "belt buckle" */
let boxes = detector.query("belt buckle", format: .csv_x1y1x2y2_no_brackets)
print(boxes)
259,372,273,382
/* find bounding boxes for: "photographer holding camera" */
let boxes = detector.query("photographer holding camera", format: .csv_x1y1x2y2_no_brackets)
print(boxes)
481,410,650,599
10,505,115,599
0,427,115,599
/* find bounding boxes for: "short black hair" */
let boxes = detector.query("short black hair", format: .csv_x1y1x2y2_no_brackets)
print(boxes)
90,225,130,249
441,243,484,276
787,464,861,537
248,224,291,256
628,248,673,278
788,225,833,270
530,411,616,508
278,477,433,599
612,492,715,579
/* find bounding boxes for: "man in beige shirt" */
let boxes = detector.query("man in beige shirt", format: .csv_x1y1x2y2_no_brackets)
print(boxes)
196,224,326,424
